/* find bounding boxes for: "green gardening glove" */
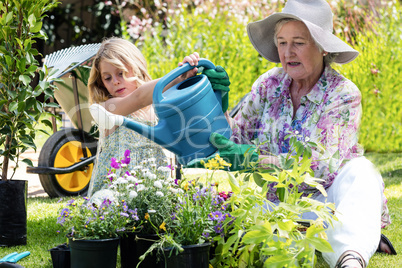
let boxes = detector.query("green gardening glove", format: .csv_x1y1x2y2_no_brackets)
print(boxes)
185,133,258,171
200,66,230,113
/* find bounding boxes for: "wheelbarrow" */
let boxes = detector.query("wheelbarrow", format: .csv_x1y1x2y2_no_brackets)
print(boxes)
26,44,101,197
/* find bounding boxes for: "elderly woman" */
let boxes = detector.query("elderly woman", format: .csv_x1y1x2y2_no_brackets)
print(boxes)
187,0,394,267
235,0,393,267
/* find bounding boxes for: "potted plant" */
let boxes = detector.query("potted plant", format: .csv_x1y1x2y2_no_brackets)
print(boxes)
139,155,234,268
0,0,59,246
211,132,338,267
93,150,178,267
56,192,137,268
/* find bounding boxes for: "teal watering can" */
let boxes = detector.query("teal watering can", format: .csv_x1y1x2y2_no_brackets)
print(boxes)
90,59,232,165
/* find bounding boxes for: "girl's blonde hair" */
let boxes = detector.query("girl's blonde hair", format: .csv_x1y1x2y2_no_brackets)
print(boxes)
88,37,152,104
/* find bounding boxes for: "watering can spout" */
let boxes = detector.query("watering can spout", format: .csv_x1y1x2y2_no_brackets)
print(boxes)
89,104,174,149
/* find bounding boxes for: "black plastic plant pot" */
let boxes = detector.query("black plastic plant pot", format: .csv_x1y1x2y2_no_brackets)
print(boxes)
0,180,27,247
164,243,211,268
69,237,119,268
120,233,165,268
49,243,70,268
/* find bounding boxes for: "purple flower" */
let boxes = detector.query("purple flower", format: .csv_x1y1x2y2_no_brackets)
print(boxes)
214,223,223,234
212,196,225,207
120,212,129,218
67,199,75,206
166,164,174,171
121,150,131,165
193,192,202,202
128,209,139,221
209,211,223,222
110,157,120,169
57,208,70,225
202,232,210,238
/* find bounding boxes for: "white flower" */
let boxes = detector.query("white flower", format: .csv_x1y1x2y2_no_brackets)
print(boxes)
90,189,117,206
155,191,164,197
126,175,136,182
114,177,128,184
121,163,127,168
107,173,117,179
148,173,157,180
131,166,142,172
170,188,178,194
177,188,184,194
158,166,170,173
109,185,117,190
137,184,146,192
148,209,156,213
153,181,163,189
127,183,135,189
129,191,138,200
148,158,156,163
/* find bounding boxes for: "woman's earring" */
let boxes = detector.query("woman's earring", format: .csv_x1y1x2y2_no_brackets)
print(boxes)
323,52,328,56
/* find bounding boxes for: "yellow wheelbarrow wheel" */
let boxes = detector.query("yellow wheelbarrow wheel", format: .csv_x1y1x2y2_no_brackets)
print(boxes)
39,128,97,197
53,140,93,193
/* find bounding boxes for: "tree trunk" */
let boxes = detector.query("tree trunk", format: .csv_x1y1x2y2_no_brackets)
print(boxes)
1,135,10,181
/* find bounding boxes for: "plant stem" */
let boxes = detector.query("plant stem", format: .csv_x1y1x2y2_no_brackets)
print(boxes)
1,135,11,181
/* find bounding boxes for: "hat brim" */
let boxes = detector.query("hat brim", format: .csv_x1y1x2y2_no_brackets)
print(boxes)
247,12,359,64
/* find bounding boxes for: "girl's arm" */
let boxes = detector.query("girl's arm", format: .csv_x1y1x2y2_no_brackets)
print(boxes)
101,78,161,115
101,52,200,116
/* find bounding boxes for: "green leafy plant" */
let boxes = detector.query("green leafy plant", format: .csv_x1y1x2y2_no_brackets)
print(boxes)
0,0,60,181
211,134,337,268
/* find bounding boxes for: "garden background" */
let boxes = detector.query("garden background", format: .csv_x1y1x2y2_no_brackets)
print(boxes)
2,0,402,267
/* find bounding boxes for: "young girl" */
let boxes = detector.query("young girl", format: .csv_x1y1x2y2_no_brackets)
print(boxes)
87,37,199,196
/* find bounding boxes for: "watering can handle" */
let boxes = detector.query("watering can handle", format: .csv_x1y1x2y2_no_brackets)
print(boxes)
153,58,216,104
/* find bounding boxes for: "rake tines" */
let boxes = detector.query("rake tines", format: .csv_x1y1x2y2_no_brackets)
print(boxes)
43,43,101,81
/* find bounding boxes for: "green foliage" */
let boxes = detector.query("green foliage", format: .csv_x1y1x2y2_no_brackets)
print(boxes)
336,1,402,152
140,6,277,110
0,151,400,267
211,136,337,267
0,0,60,180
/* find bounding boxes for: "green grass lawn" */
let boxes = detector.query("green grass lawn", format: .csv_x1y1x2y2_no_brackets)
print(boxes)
1,153,401,267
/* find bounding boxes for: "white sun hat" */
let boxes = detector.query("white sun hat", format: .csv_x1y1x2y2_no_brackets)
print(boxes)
247,0,359,64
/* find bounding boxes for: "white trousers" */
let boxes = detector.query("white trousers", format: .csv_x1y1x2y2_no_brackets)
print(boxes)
302,156,383,267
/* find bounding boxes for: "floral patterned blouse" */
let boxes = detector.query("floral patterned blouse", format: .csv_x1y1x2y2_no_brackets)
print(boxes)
232,65,390,227
88,114,169,197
